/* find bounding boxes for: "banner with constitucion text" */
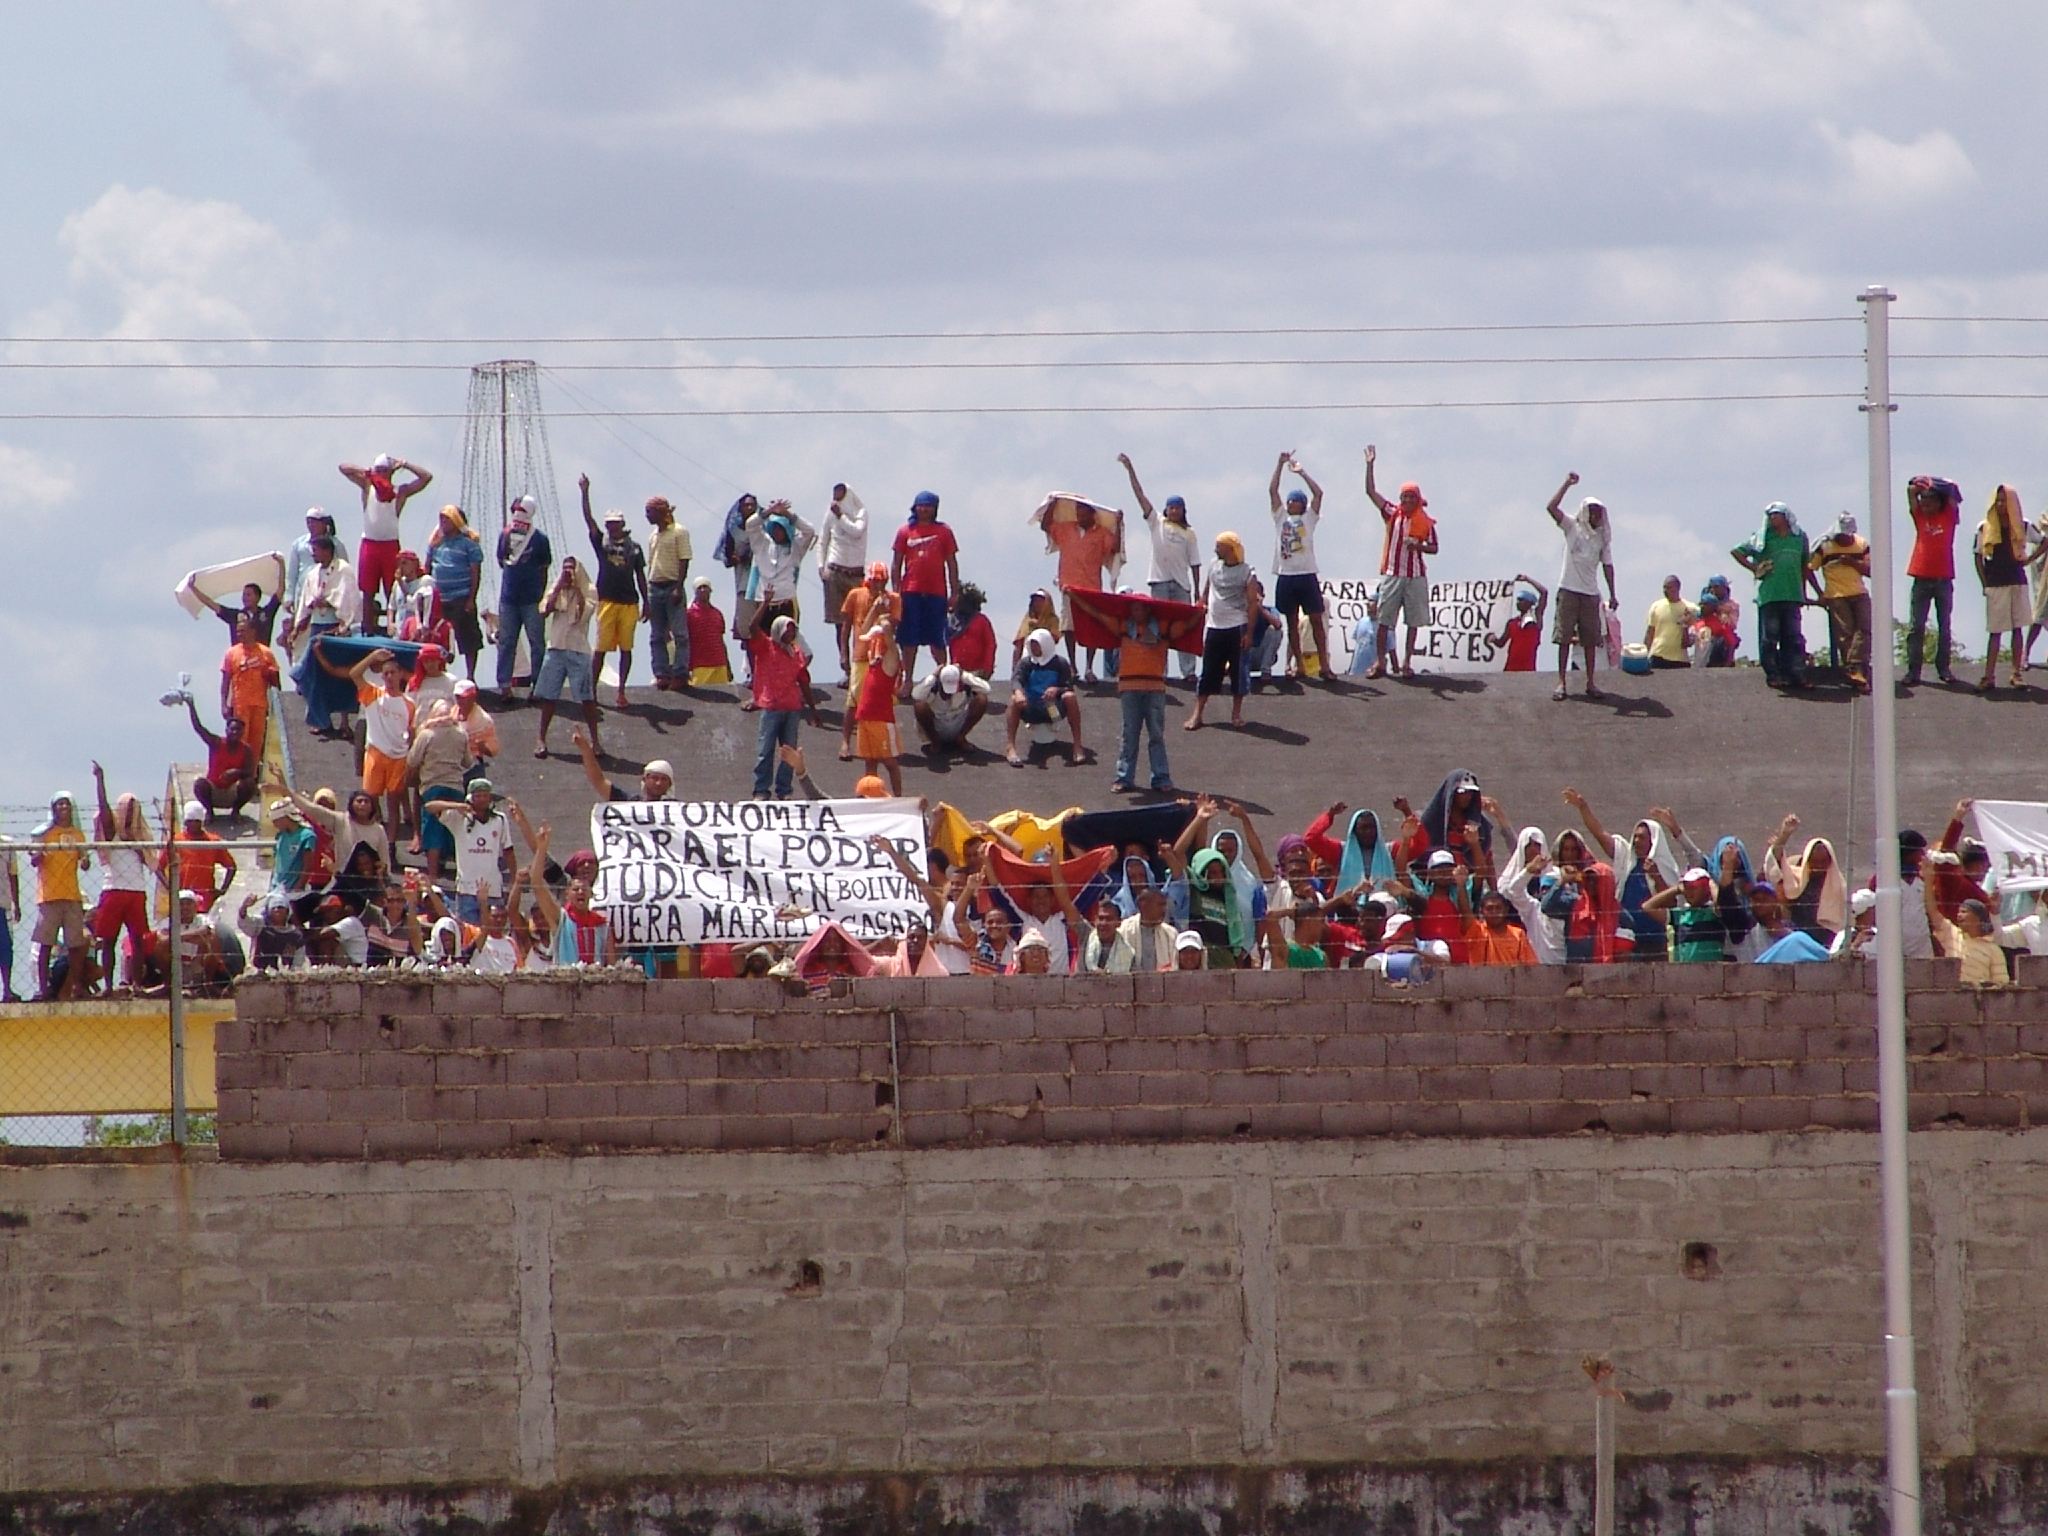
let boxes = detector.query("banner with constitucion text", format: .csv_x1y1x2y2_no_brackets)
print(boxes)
591,798,932,945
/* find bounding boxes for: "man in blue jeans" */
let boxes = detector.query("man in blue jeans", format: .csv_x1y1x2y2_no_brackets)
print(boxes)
1731,502,1811,690
749,614,820,799
643,494,692,691
493,496,552,699
1073,591,1195,793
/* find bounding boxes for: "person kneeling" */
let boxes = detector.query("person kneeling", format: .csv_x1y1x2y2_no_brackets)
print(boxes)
911,663,990,754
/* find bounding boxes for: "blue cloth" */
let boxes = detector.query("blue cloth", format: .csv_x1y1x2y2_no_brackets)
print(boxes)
497,528,552,606
420,785,464,857
1337,809,1396,893
1755,930,1831,964
1347,616,1383,675
430,534,484,601
301,635,425,734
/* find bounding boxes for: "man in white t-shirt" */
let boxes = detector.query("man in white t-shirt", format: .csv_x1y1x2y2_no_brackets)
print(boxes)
1118,453,1202,679
911,664,990,751
339,453,434,637
1267,449,1331,680
348,648,418,842
1543,470,1617,701
818,483,869,681
430,780,517,925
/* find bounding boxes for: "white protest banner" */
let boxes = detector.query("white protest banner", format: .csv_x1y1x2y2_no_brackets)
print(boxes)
1320,575,1524,672
591,798,930,945
1969,801,2048,893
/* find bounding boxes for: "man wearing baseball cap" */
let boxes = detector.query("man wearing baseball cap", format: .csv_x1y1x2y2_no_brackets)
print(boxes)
494,494,553,699
339,452,434,635
910,661,990,754
578,473,650,707
426,778,516,925
161,800,237,915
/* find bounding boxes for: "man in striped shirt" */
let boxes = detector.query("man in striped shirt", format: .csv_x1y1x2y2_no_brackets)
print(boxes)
1363,445,1438,678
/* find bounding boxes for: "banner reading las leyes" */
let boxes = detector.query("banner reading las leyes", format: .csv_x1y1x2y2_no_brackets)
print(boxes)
1319,577,1524,670
591,799,931,944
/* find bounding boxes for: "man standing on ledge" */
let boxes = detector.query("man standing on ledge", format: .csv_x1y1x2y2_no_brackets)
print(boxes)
1545,471,1617,700
891,491,960,698
1268,449,1331,680
1363,445,1437,678
579,473,650,709
339,453,433,636
1904,475,1961,687
643,495,692,692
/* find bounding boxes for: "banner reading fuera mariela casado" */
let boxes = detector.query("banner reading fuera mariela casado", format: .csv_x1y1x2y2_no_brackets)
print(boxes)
590,798,931,944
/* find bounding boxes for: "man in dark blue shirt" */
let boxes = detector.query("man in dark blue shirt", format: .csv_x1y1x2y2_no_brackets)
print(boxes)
1003,627,1087,767
494,496,553,698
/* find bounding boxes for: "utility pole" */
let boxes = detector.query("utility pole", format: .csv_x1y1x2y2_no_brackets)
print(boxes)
164,823,188,1146
1860,283,1920,1536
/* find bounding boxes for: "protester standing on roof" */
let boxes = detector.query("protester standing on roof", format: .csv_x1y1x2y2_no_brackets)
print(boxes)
87,764,153,994
161,801,235,914
1491,576,1547,672
282,509,334,653
339,453,433,636
1544,472,1617,700
1732,502,1811,690
1034,497,1121,681
684,577,732,686
641,494,691,694
424,506,485,681
30,791,90,1001
1070,590,1192,795
220,614,280,756
1363,445,1437,679
0,839,20,1002
1266,450,1333,680
716,494,760,662
1118,453,1201,680
819,484,867,684
1977,485,2030,691
850,610,906,795
2023,509,2048,670
494,495,552,700
745,498,818,640
1642,576,1697,672
578,475,650,708
839,563,902,760
1803,513,1872,690
1185,532,1250,730
892,491,961,694
285,535,359,720
750,614,822,800
534,557,601,759
1904,475,1961,687
348,648,418,843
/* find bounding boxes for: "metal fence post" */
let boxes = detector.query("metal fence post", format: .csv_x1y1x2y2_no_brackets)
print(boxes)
165,822,188,1146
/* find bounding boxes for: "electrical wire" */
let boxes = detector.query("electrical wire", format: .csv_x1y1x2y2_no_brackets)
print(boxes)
0,392,1861,423
0,353,1868,372
536,367,731,514
0,316,1857,347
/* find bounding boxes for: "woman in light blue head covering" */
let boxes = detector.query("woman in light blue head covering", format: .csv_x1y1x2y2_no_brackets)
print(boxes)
1336,808,1396,895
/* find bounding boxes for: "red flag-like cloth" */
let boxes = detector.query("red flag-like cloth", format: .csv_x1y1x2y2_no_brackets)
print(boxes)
1061,587,1206,657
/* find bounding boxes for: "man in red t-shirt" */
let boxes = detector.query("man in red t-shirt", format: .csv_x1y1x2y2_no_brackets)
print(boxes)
748,614,820,799
890,491,960,692
1490,575,1548,672
1904,475,1960,685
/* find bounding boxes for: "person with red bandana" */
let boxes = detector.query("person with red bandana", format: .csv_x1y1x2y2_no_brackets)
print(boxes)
339,452,434,637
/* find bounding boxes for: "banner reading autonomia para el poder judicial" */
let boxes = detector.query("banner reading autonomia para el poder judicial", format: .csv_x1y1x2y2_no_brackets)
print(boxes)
590,798,931,944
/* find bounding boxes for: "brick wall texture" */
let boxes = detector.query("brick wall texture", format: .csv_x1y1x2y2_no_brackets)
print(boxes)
216,960,2048,1160
0,1132,2041,1493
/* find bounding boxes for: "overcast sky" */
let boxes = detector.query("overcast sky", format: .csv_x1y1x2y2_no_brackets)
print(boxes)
2,0,2043,816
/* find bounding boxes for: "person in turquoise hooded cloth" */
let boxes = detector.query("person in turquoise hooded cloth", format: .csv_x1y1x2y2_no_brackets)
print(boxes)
1335,808,1397,896
1186,848,1251,967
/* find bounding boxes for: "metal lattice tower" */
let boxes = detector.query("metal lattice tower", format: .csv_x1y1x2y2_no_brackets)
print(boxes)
459,361,565,553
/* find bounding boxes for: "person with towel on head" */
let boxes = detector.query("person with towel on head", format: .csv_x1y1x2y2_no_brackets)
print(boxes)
578,473,650,707
494,494,553,699
1185,531,1251,730
1004,627,1085,768
891,491,961,694
1363,445,1437,679
1562,789,1691,961
1491,576,1548,672
1731,502,1810,690
1761,814,1848,947
1544,471,1617,700
283,508,336,655
1976,485,2031,691
2022,507,2048,671
839,562,903,760
425,505,486,680
684,576,733,686
744,496,818,634
1118,453,1202,680
818,483,868,682
1807,512,1872,690
850,608,905,796
339,452,434,635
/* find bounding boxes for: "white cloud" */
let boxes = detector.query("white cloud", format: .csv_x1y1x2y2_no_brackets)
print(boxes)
1823,124,1979,205
0,445,78,527
206,0,515,96
59,184,300,338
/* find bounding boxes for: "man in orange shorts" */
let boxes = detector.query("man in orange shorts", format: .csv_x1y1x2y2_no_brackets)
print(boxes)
220,615,279,756
851,609,905,795
349,647,417,842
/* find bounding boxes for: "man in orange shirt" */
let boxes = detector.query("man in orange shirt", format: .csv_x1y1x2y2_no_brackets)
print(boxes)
161,801,238,913
220,616,280,755
1045,504,1121,681
839,562,902,756
1463,888,1538,965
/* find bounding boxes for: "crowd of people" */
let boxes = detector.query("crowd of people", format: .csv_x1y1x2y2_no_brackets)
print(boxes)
2,447,2038,1004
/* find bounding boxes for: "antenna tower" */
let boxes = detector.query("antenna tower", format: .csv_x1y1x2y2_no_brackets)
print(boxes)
459,361,565,552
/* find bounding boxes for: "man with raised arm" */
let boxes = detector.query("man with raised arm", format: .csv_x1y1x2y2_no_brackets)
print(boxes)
579,473,651,708
1267,449,1332,680
1118,452,1201,680
339,453,433,636
1363,445,1438,678
572,728,674,803
1545,471,1617,700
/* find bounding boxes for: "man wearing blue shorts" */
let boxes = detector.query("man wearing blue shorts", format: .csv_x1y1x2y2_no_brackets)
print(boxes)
1268,449,1331,678
890,490,960,699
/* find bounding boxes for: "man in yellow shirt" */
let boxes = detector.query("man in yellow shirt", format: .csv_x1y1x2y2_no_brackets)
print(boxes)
643,495,693,692
1808,512,1872,691
30,791,91,1000
1642,575,1698,669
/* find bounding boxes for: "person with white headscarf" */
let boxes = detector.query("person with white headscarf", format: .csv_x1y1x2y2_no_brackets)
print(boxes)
1497,824,1564,964
1544,471,1617,701
1731,501,1810,689
1806,512,1871,691
1004,627,1084,768
1562,788,1693,961
2022,507,2048,671
494,493,553,698
1761,814,1849,943
1976,484,2031,691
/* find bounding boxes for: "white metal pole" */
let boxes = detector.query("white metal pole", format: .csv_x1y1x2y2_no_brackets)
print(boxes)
1860,283,1920,1536
165,826,188,1147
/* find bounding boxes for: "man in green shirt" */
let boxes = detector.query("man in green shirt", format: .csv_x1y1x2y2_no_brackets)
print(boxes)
1731,502,1810,689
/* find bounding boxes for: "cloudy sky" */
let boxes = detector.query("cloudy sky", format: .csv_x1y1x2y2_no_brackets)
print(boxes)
1,0,2042,814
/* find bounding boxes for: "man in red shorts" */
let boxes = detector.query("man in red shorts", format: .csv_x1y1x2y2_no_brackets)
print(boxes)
339,452,434,637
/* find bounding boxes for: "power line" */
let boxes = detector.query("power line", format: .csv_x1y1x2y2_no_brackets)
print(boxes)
0,391,1862,423
0,353,1869,373
0,317,1857,347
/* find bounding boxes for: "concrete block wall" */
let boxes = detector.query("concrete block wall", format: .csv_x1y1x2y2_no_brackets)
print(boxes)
218,962,2048,1160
